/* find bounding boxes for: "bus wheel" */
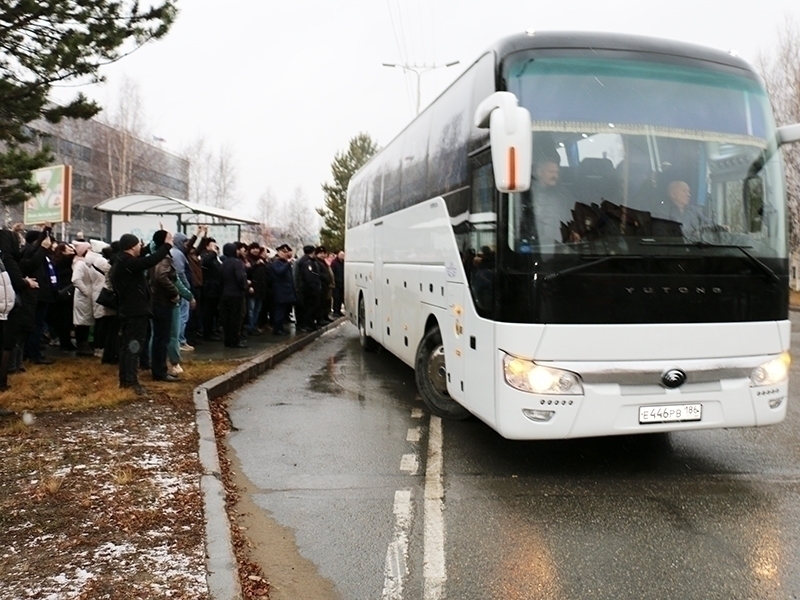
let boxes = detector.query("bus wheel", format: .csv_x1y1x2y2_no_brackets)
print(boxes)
415,326,471,420
358,296,379,352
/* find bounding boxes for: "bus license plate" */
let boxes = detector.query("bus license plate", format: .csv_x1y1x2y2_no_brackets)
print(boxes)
639,404,702,424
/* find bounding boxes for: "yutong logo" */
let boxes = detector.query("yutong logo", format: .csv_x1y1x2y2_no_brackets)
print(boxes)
662,369,687,389
625,287,722,295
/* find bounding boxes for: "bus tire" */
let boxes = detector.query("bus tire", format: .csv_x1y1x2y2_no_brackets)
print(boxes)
358,295,379,352
415,325,471,420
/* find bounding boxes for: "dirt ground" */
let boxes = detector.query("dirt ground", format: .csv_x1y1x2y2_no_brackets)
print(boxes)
0,356,272,600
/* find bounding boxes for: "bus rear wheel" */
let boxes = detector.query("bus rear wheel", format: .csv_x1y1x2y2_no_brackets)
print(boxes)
358,296,379,352
415,326,471,420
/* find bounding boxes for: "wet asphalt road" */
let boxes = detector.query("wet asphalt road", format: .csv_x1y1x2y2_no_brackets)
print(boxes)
228,316,800,600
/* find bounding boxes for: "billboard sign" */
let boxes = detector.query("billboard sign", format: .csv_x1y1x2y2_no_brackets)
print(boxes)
24,165,72,225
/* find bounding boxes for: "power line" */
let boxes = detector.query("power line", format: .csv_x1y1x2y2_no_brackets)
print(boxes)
382,61,460,115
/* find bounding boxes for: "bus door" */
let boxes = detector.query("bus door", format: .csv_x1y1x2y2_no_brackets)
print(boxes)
461,155,499,424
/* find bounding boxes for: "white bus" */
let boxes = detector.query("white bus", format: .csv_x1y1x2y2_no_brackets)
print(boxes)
345,31,800,440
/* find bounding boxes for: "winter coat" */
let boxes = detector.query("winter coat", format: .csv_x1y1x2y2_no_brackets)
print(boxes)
149,253,180,307
331,257,344,290
270,258,296,304
112,242,172,319
72,252,108,326
246,258,268,299
0,257,16,320
170,232,193,289
221,243,247,298
201,250,223,298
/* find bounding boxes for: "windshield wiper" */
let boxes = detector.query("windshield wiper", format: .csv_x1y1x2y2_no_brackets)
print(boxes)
542,255,644,282
640,241,781,284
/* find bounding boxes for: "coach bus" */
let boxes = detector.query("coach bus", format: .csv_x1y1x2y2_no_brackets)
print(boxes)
344,30,800,440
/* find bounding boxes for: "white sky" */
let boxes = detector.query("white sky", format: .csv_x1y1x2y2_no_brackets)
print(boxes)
61,0,800,221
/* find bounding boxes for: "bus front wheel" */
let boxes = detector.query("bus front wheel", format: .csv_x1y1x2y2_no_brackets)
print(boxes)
358,296,379,352
415,326,471,420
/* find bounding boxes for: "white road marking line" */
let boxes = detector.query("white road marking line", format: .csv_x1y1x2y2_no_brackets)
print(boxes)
411,408,424,419
424,415,445,600
382,489,413,600
400,453,418,474
407,427,421,442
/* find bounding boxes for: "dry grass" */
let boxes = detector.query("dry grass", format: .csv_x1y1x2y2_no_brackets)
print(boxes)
0,356,238,422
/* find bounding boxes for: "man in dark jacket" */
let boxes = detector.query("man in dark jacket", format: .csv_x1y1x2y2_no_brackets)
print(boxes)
148,230,181,382
111,231,172,394
330,251,345,317
200,239,223,341
270,244,296,335
22,228,56,364
295,244,321,332
220,242,248,347
245,242,267,335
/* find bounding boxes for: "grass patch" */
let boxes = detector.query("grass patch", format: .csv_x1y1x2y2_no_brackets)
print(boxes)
0,356,238,419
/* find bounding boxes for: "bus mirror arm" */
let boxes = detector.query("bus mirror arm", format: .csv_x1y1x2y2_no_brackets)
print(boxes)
474,92,533,193
777,123,800,146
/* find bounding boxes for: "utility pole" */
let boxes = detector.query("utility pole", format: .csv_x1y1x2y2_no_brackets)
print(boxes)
382,61,460,115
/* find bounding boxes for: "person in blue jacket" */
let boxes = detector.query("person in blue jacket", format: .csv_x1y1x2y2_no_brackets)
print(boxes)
270,244,296,335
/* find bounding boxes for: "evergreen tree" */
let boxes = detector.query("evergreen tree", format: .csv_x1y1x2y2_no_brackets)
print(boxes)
0,1,177,205
318,132,378,250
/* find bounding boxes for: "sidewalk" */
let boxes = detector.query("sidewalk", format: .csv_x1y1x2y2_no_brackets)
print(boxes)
192,316,348,599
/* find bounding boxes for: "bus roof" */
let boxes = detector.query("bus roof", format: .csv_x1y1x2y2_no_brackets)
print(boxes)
490,30,756,73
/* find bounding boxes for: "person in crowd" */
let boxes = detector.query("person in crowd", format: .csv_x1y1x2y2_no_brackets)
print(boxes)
186,226,209,344
315,246,335,325
50,241,77,351
100,242,120,365
330,250,345,317
200,238,223,341
148,230,181,382
295,244,321,332
70,241,102,357
87,240,113,357
21,227,56,364
170,231,194,352
0,229,34,398
220,242,249,348
245,242,267,336
111,231,172,395
259,246,275,332
0,248,14,414
270,244,295,336
9,226,47,373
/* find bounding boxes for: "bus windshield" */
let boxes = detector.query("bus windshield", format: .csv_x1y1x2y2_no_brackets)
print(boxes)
502,55,786,262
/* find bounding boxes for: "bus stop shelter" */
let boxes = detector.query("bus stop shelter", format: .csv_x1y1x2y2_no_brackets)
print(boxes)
94,194,259,245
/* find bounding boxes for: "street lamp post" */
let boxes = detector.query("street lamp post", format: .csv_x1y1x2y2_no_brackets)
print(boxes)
382,61,460,115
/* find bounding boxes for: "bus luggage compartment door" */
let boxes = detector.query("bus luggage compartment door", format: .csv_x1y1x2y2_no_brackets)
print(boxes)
445,282,466,402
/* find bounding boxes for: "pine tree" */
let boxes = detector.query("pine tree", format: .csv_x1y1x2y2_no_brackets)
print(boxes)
317,133,378,251
0,1,177,205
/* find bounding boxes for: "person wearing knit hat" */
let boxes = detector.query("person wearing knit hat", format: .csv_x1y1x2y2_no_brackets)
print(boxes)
152,229,169,248
73,241,91,257
118,234,140,252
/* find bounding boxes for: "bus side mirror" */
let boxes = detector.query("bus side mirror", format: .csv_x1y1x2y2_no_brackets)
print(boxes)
474,92,532,193
777,123,800,146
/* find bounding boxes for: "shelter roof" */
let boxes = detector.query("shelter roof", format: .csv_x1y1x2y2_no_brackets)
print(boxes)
94,194,258,224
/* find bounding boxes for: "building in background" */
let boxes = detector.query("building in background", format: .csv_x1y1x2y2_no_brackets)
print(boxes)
6,116,189,241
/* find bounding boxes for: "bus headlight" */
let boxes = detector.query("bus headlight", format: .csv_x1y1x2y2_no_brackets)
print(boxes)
503,354,583,395
750,352,791,387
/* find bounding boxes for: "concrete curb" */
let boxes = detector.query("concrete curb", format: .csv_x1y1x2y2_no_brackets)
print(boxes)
194,319,346,600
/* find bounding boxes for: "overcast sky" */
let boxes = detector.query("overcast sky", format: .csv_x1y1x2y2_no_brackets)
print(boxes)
61,0,800,221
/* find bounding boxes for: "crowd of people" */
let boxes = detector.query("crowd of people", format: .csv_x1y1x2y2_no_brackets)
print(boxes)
0,223,346,411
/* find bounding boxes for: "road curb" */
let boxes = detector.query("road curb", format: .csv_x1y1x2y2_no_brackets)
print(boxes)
194,318,346,600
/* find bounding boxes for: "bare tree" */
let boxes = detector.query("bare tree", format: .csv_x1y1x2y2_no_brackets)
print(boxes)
256,187,279,245
278,187,317,249
209,143,239,210
183,138,239,209
98,77,157,197
183,136,215,203
758,18,800,253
